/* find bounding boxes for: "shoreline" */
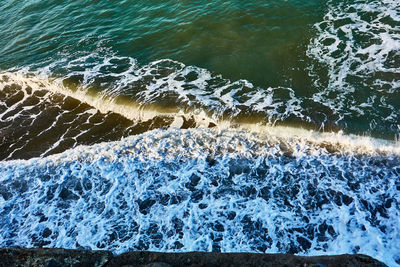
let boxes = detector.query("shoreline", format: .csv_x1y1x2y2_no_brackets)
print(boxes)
0,248,387,267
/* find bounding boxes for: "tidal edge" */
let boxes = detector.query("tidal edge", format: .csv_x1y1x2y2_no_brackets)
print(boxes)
0,248,387,267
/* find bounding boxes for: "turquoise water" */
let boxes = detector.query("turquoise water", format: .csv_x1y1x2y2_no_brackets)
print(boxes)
0,1,323,84
0,1,400,266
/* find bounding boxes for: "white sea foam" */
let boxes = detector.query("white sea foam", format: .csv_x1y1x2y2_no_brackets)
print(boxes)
4,11,400,138
0,128,399,266
0,67,304,147
307,0,400,134
2,71,399,156
0,71,163,123
10,51,307,124
0,72,150,160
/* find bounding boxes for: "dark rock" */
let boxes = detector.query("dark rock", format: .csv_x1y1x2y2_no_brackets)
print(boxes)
316,194,330,208
171,241,184,250
206,156,216,167
384,198,393,209
191,190,203,202
210,180,218,187
260,186,271,201
0,248,112,267
171,217,183,233
143,263,172,267
319,221,328,235
104,251,387,267
159,194,170,206
327,225,336,237
0,249,387,267
169,195,182,205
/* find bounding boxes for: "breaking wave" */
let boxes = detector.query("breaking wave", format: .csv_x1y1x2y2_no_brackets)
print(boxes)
0,128,399,266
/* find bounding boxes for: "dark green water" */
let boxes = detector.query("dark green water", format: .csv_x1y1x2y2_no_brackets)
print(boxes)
0,0,323,86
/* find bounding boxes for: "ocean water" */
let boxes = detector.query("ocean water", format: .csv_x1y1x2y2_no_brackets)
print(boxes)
0,0,399,266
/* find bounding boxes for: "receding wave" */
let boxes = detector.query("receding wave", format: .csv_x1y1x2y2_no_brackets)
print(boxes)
1,69,399,160
22,53,308,123
0,72,177,160
4,26,400,140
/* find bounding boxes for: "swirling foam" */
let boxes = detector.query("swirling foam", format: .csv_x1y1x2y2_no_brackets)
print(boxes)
0,128,399,266
24,53,305,124
307,0,400,136
2,70,399,160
